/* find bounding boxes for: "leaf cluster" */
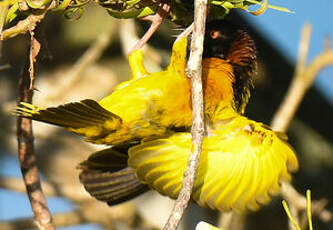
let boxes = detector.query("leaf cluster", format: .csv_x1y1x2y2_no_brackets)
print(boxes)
0,0,292,39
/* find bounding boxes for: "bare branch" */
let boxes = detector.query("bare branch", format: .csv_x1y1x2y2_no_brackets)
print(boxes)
271,23,333,227
162,0,207,229
175,23,193,42
0,1,55,40
294,23,312,77
43,24,116,102
120,19,141,56
129,0,171,53
271,26,333,132
119,19,162,70
281,182,332,223
2,14,44,40
16,31,54,230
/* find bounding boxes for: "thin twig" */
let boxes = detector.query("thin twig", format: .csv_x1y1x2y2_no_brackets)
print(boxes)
120,19,141,56
271,25,333,132
175,23,193,42
1,13,45,40
294,23,312,77
43,24,116,102
129,0,170,53
1,1,55,40
271,23,333,227
271,48,333,131
162,0,207,229
16,32,55,230
281,182,332,223
119,19,162,70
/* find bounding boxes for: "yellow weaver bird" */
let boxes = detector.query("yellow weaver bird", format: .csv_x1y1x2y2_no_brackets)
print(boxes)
78,21,298,212
15,20,256,146
79,105,298,212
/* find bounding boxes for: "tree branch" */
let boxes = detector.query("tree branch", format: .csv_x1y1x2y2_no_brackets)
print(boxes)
16,31,55,230
42,24,116,102
281,182,332,223
162,0,207,229
294,23,312,78
0,1,55,40
129,0,171,53
271,23,333,227
271,24,333,131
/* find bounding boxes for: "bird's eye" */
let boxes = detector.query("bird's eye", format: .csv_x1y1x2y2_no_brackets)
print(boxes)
209,30,220,39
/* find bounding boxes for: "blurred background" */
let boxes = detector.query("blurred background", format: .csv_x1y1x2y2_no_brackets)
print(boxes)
0,0,332,229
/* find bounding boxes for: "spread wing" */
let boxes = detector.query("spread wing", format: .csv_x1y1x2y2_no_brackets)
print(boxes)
128,118,298,212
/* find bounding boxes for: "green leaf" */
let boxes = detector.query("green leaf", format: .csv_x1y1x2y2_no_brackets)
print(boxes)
5,2,19,24
245,0,294,13
105,5,157,19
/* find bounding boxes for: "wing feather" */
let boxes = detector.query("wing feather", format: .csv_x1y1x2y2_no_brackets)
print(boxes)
128,116,299,212
79,147,149,205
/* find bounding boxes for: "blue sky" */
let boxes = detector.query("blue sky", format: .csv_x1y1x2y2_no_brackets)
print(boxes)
0,153,102,230
1,1,332,229
245,0,333,103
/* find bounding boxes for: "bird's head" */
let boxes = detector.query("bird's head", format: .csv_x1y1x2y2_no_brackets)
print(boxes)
203,20,256,66
203,20,257,114
203,20,237,59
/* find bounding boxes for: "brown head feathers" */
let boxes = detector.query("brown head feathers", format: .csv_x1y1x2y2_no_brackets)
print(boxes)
203,20,257,113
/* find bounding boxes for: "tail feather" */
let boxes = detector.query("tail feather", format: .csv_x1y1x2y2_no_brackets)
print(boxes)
79,147,149,205
80,167,149,205
80,147,129,171
15,99,122,139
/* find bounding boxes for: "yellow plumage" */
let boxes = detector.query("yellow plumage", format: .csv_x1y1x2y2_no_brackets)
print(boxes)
16,37,237,145
16,20,298,213
128,107,298,212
